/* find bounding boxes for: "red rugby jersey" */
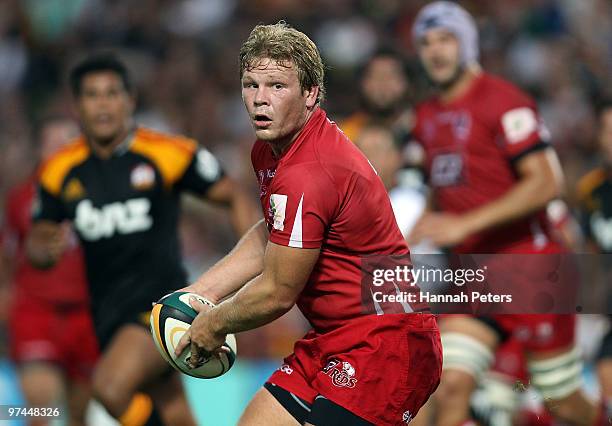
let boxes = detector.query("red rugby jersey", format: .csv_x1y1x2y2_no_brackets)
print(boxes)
2,174,88,304
252,108,428,332
413,72,557,253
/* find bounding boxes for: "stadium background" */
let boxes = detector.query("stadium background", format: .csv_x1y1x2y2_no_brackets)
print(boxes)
0,0,610,424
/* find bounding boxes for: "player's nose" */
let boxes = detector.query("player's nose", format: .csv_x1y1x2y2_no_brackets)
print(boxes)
253,87,270,106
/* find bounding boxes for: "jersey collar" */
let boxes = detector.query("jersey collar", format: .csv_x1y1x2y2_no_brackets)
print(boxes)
113,126,138,156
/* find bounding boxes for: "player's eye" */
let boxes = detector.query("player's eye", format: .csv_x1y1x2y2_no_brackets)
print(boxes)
273,83,284,90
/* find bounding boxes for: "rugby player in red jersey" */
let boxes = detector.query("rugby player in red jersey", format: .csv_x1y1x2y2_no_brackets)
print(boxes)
1,117,98,426
408,2,604,425
176,22,442,425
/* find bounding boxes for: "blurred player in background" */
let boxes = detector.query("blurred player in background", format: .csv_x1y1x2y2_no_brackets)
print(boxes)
354,125,423,235
340,47,414,145
353,124,438,255
1,116,97,426
577,98,612,419
408,2,604,425
176,22,441,425
26,53,257,426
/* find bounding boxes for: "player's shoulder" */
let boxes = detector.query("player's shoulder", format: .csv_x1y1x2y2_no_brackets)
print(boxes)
39,138,90,195
479,73,535,106
315,115,366,166
312,115,379,185
414,96,442,124
132,127,198,154
130,127,201,185
577,167,607,200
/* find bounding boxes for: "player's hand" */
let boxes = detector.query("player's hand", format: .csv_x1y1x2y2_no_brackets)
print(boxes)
29,221,71,266
174,297,229,369
48,223,71,260
176,286,219,305
409,212,475,247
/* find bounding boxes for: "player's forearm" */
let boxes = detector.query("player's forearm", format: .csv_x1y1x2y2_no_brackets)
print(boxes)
188,219,268,303
208,274,296,334
463,173,561,235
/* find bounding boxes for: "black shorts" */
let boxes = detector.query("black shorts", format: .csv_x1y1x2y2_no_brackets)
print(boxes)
94,309,151,350
264,382,372,425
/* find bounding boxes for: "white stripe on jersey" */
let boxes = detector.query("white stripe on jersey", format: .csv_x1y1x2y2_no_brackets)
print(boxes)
289,193,304,248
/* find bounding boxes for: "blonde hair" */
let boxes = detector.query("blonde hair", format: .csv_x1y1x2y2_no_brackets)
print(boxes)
240,21,326,104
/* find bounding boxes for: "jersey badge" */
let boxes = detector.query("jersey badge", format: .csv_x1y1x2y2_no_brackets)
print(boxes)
131,163,156,190
269,194,287,231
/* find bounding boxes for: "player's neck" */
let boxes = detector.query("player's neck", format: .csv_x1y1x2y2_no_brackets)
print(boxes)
439,65,482,104
88,124,134,159
270,107,317,157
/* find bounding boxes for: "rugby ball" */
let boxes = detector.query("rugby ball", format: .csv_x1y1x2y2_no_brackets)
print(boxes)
150,291,237,378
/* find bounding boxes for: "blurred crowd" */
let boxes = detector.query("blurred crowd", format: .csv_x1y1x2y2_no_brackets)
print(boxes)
0,0,611,358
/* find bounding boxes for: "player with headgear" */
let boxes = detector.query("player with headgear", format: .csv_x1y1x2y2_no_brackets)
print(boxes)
409,2,607,425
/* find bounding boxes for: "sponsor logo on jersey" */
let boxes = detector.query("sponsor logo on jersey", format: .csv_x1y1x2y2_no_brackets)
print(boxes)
437,110,472,142
75,198,153,241
402,410,413,424
269,194,287,231
131,163,156,190
323,359,358,388
63,178,86,201
501,107,537,144
258,168,276,197
430,153,463,187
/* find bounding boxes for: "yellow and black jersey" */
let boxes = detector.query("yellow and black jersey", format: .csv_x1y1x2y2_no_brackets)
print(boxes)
34,127,225,343
577,166,612,253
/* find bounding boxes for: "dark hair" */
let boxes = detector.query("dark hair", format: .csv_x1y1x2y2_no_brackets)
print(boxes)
358,46,408,81
69,53,132,96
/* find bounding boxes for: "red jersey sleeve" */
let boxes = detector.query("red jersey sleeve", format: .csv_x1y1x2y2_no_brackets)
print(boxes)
267,165,338,249
494,84,550,161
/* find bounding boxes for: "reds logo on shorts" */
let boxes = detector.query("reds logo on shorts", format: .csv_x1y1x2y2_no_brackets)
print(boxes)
323,359,358,388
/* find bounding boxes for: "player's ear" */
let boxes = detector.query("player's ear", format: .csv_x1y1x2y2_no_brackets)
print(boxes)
304,86,319,109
